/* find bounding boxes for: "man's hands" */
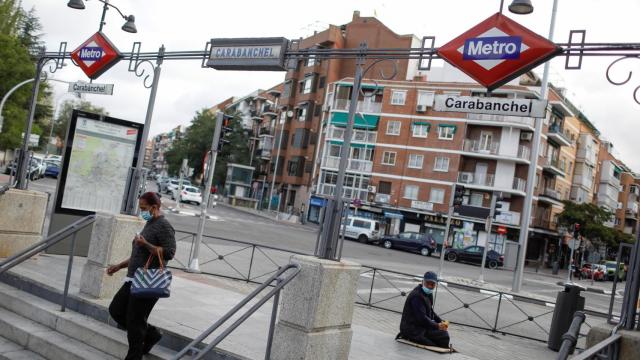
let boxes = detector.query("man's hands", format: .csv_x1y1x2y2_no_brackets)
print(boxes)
438,321,449,331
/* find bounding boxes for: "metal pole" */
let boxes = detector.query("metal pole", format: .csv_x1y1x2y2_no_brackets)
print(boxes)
319,43,365,260
124,45,164,215
438,183,457,279
479,193,498,282
98,0,109,32
176,158,187,211
264,277,283,360
566,234,576,284
512,0,559,293
61,232,77,312
15,59,45,190
268,96,282,212
188,112,223,272
621,229,640,329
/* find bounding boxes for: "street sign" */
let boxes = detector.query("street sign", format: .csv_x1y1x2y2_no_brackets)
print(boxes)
21,133,39,147
71,32,123,80
207,37,289,71
497,226,508,235
68,81,114,95
437,13,562,90
434,95,547,118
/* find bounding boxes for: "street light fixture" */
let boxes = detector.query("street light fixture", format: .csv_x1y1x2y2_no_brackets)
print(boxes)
67,0,137,33
508,0,534,14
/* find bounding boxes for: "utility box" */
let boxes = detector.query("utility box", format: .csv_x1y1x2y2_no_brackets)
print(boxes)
548,284,585,351
503,240,519,271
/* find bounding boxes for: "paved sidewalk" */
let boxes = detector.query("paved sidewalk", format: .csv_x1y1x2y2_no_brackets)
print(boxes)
0,254,562,360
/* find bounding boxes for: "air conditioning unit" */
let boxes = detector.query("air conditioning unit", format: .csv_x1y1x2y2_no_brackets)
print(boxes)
520,132,533,141
367,185,376,193
459,173,473,183
416,104,427,112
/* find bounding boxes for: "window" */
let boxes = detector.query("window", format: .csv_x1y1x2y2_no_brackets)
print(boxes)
412,123,429,137
404,185,419,200
297,106,308,122
408,154,424,169
434,157,449,172
391,90,406,105
438,125,456,140
417,91,435,107
306,55,316,67
386,121,401,135
279,111,286,124
378,181,392,194
470,193,483,206
287,156,305,177
429,188,445,204
382,151,396,165
292,129,310,148
283,80,293,98
318,76,326,89
301,74,315,94
329,144,341,157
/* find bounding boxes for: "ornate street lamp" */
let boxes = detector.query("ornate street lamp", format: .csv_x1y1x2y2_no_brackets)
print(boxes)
67,0,137,33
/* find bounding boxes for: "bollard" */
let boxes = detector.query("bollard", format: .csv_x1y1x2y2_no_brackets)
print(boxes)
548,284,585,351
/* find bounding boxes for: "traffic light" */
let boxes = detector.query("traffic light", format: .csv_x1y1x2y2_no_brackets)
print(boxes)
217,114,234,152
453,185,465,209
574,223,581,238
494,198,504,217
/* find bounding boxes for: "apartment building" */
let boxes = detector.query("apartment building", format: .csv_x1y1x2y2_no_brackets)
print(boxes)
143,140,153,171
617,172,640,236
265,11,422,214
150,125,186,177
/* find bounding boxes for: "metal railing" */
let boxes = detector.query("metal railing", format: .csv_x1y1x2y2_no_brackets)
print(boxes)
462,139,500,155
171,263,301,360
557,311,586,359
334,98,382,113
569,334,621,360
170,231,610,344
466,113,535,127
0,214,96,312
457,172,495,187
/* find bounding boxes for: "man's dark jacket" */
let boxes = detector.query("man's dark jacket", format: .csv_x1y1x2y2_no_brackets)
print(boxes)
400,285,442,338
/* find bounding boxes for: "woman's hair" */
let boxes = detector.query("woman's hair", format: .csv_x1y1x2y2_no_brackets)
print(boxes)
139,191,162,207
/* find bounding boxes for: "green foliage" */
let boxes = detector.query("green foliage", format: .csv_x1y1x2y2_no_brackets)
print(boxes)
558,201,634,248
165,110,251,186
0,0,22,37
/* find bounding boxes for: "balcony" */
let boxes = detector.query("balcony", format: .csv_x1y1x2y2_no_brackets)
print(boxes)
462,139,500,156
513,178,527,192
494,210,521,226
573,174,594,190
532,217,559,231
326,126,377,144
541,157,565,177
457,172,495,187
333,99,382,114
539,187,563,204
517,146,530,161
547,124,572,147
576,147,597,166
466,113,534,128
624,226,634,235
259,127,273,136
625,203,639,219
319,183,368,201
322,156,373,172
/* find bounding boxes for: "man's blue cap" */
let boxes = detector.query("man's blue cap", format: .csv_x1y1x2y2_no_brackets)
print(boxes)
423,271,438,283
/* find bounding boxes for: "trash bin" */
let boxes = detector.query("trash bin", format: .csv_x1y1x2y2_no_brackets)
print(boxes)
548,284,585,351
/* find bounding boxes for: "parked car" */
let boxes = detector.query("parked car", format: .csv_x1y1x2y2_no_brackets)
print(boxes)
381,232,436,256
4,159,41,180
445,246,504,269
44,160,61,178
157,177,172,193
172,185,202,205
587,264,606,281
166,179,191,194
602,261,626,281
31,156,47,178
45,154,62,163
341,217,381,244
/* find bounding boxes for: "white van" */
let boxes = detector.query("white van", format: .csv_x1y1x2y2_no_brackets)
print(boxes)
342,217,381,244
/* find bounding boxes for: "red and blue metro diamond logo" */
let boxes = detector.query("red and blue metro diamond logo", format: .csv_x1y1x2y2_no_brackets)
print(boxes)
437,13,562,91
71,32,122,80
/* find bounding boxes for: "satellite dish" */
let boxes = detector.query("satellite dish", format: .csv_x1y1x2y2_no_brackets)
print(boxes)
287,110,294,117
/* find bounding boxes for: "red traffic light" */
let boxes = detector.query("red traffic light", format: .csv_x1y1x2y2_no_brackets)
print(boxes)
575,223,580,231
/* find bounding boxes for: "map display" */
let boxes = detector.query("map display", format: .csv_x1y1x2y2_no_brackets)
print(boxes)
61,116,138,213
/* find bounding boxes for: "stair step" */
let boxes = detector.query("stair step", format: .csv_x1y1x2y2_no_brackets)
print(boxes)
0,307,118,360
0,335,46,360
0,283,174,360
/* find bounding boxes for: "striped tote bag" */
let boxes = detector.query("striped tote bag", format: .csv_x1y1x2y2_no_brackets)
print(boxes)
131,248,172,299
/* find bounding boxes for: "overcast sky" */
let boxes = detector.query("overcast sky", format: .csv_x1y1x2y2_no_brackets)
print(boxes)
21,0,640,171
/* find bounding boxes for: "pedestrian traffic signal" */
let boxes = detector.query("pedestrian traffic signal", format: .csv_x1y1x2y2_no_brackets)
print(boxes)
494,198,504,217
217,114,234,151
453,185,465,209
574,223,581,238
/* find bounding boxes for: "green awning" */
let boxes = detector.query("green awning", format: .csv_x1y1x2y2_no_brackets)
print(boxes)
336,82,383,91
412,121,431,129
330,112,379,129
329,140,375,149
438,124,457,133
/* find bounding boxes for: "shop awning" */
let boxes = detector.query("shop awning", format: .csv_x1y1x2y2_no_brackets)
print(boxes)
384,209,404,219
330,112,379,129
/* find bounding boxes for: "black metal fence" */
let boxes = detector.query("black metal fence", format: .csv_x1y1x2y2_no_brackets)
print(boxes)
171,229,610,344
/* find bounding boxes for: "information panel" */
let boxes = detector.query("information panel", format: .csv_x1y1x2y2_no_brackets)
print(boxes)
56,110,143,215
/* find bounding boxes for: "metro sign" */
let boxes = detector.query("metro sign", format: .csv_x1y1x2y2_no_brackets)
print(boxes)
438,13,562,91
71,32,122,80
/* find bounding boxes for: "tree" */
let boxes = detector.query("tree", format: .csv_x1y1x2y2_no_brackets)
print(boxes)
0,0,22,37
165,109,250,186
558,201,635,249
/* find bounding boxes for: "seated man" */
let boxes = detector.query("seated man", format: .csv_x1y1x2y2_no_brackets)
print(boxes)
398,271,450,348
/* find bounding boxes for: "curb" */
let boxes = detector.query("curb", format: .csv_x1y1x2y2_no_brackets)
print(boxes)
555,281,612,295
167,207,218,220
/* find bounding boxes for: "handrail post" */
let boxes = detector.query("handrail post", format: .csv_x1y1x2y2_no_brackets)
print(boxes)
247,245,256,282
265,277,283,360
61,232,77,312
556,311,585,360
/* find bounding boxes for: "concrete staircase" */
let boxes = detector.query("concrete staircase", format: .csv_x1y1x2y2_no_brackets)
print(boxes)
0,282,175,360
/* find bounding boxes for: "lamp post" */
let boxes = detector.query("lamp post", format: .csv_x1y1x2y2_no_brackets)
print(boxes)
510,0,558,292
268,92,283,213
67,0,137,33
